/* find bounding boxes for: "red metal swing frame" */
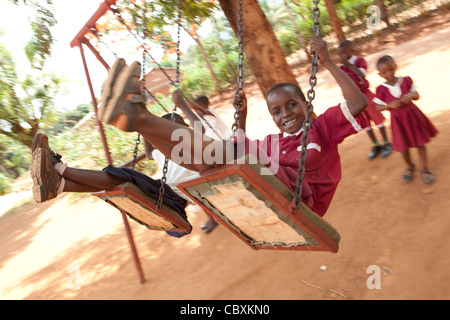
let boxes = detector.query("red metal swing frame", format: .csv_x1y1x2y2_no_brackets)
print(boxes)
70,0,148,283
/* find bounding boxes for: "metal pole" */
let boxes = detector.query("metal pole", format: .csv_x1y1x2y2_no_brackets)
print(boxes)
77,40,145,284
78,42,113,165
121,211,146,283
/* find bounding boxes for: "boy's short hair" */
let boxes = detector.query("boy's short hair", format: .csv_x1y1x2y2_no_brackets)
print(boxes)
162,113,188,127
194,95,209,107
267,82,306,102
377,55,394,67
338,39,352,49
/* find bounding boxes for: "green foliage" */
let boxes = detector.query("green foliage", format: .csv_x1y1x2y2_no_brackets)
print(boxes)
0,38,66,148
49,103,91,135
117,0,217,51
0,134,30,184
10,0,57,70
0,173,11,195
49,114,158,177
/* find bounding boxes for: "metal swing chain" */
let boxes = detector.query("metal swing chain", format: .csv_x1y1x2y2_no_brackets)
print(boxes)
294,0,321,209
109,5,170,113
89,27,118,59
156,0,182,212
130,44,152,171
231,0,245,138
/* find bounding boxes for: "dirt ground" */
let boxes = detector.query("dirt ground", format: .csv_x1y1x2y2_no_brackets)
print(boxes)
1,11,450,301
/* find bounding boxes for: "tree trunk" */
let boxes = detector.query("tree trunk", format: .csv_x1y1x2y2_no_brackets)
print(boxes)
324,0,345,42
376,0,391,30
218,0,300,101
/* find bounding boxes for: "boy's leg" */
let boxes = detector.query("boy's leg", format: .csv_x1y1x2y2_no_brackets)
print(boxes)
62,167,126,191
378,125,392,158
366,127,382,159
63,179,104,193
417,145,434,184
401,149,415,183
362,97,389,159
101,61,235,172
31,133,127,202
134,111,234,172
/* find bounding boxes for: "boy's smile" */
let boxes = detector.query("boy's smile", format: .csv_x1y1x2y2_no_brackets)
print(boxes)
267,87,306,134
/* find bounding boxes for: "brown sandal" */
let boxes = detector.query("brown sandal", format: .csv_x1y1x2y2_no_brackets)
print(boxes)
98,58,126,121
102,61,146,132
31,148,62,203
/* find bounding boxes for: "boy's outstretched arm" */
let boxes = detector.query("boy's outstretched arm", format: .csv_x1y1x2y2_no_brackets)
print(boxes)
310,37,367,117
143,139,155,160
172,90,206,134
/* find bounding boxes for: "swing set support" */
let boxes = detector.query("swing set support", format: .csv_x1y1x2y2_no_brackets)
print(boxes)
69,0,145,284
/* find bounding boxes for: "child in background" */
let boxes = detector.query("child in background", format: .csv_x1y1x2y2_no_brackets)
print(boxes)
373,55,438,184
338,40,392,160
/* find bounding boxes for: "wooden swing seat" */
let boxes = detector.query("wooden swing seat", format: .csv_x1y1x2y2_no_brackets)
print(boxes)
177,155,340,252
93,182,192,234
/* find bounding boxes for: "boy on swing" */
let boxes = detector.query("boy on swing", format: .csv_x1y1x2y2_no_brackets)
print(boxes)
31,37,367,219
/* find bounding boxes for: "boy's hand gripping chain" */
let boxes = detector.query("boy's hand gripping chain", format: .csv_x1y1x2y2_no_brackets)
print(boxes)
294,0,321,210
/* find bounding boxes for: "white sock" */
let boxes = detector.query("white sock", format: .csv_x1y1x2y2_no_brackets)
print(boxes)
54,162,67,175
57,177,65,195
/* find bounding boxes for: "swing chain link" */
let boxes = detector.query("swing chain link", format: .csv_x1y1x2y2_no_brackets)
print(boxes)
131,133,141,170
294,0,321,209
156,0,182,212
231,0,244,137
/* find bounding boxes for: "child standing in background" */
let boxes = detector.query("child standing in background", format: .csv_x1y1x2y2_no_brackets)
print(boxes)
374,55,438,184
338,40,392,160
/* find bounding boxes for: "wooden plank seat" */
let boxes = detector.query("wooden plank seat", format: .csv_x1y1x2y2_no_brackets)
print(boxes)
93,182,192,234
177,155,340,252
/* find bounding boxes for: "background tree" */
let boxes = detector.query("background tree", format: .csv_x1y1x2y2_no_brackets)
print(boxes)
9,0,57,70
219,0,301,100
324,0,346,42
110,0,221,94
0,37,64,148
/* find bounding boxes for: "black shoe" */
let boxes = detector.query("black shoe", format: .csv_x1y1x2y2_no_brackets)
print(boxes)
367,145,382,159
200,219,218,234
380,143,392,158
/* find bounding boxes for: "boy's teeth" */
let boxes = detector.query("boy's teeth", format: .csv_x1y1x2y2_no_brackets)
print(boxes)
284,119,296,126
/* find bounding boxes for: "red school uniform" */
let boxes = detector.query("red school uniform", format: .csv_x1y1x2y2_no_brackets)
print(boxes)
242,101,367,217
340,56,385,126
373,76,438,152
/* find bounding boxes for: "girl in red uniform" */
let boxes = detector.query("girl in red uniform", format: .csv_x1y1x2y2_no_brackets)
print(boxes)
337,40,392,160
373,55,438,184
